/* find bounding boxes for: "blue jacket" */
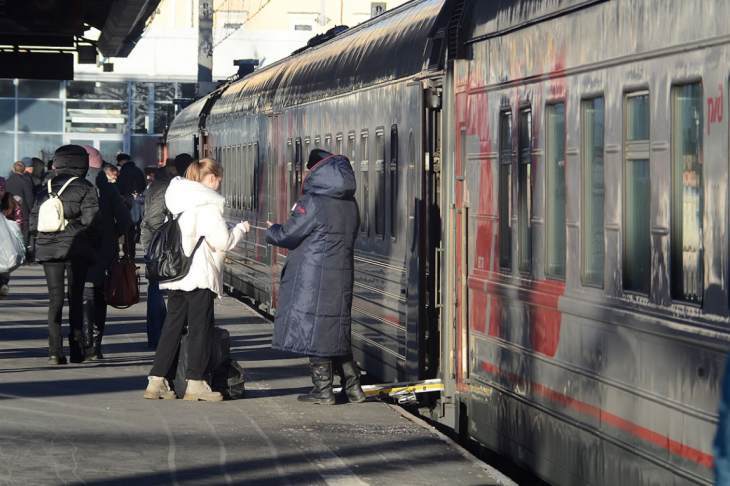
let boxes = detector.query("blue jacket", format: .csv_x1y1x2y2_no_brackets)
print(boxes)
266,155,358,357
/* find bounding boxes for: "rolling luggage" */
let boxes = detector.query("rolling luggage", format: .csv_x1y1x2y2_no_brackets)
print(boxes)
174,326,246,399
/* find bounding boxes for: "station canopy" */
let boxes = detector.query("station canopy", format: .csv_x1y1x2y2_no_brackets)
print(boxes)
0,0,161,80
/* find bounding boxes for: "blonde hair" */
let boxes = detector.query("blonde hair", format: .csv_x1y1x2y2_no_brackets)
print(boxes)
185,158,222,182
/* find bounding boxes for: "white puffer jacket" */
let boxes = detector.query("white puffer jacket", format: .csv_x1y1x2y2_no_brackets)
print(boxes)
159,177,244,297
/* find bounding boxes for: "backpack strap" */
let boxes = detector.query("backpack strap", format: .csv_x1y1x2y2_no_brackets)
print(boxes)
56,177,78,197
47,176,78,197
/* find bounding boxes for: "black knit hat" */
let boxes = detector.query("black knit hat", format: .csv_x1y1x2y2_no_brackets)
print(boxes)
307,149,332,170
174,153,194,176
53,145,89,170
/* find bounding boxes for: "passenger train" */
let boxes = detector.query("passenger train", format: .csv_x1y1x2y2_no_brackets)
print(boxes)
165,1,730,484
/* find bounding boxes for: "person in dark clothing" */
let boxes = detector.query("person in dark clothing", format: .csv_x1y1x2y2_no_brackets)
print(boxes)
82,147,133,360
30,158,46,193
265,149,366,405
116,153,146,257
6,160,35,247
30,145,99,364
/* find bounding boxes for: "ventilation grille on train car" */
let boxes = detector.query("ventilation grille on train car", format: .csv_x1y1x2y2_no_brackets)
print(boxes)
447,0,466,61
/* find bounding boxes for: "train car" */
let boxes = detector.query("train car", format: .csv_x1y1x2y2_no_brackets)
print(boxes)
165,0,730,484
166,0,449,382
440,0,730,485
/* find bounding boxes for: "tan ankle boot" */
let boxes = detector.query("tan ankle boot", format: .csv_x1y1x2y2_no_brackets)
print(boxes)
183,380,223,402
144,376,176,400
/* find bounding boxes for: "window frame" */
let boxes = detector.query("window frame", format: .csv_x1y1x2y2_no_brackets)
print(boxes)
580,95,606,288
545,101,567,280
389,124,398,241
670,81,704,305
498,110,513,271
622,90,652,295
374,126,386,238
517,105,533,275
360,129,370,236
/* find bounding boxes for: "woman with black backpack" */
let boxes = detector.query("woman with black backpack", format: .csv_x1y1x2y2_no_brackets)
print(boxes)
144,158,249,401
30,145,99,364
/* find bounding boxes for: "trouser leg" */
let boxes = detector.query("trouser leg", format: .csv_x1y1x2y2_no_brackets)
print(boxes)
67,260,88,363
43,262,65,356
185,289,215,381
83,286,95,350
149,290,187,379
146,279,167,349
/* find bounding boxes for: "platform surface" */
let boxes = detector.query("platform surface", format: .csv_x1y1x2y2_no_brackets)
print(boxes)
0,263,514,485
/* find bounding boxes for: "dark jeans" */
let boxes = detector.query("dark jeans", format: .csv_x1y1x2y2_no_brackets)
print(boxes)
146,279,167,348
83,285,107,347
150,288,215,381
43,260,88,356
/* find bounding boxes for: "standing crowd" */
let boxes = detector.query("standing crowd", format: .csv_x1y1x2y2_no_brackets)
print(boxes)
0,144,365,405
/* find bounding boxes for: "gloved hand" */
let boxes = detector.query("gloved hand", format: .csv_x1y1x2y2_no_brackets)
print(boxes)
236,221,251,233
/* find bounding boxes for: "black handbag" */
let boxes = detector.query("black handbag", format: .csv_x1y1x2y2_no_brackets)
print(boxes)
145,214,203,283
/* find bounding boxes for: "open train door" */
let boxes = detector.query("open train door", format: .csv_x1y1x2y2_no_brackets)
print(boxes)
416,81,444,381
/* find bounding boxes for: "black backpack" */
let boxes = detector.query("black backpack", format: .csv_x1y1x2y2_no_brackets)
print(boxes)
144,215,204,282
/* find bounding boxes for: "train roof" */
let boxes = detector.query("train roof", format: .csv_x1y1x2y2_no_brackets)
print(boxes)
209,0,446,117
460,0,603,44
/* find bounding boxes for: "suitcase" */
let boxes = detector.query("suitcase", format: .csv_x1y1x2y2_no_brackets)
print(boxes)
174,326,246,399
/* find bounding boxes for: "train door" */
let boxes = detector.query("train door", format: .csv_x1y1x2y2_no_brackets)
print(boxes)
421,83,444,379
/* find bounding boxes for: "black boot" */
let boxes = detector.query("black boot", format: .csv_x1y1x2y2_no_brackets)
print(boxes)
82,292,95,359
69,331,85,364
338,359,366,403
90,335,103,360
298,359,335,405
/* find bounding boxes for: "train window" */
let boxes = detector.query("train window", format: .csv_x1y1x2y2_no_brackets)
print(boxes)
581,97,605,287
499,111,512,270
347,132,356,165
374,128,385,237
242,145,249,210
303,137,311,174
390,124,398,240
336,133,344,154
294,138,303,203
623,92,651,294
237,145,243,210
546,103,566,279
324,134,332,151
287,139,294,204
360,130,370,235
252,142,259,210
518,107,533,274
671,83,703,303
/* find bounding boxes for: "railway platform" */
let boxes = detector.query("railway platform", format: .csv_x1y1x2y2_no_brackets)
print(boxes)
0,262,514,485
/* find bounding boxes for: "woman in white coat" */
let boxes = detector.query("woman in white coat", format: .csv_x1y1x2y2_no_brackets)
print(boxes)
144,158,249,401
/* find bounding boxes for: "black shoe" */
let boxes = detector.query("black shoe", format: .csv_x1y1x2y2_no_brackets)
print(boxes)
298,360,336,405
339,360,366,403
48,355,67,365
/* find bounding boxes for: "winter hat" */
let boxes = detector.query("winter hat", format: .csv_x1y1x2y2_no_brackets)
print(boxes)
307,148,333,170
173,153,194,177
83,145,103,169
52,144,89,170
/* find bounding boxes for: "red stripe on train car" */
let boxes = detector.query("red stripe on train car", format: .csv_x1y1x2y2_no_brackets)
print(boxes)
480,361,714,468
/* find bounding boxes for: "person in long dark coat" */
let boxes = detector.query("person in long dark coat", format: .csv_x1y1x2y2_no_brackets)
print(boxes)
30,145,99,364
82,152,133,360
265,149,366,405
6,160,34,246
116,153,146,257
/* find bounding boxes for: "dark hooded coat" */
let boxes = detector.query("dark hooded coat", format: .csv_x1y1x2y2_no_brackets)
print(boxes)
265,155,359,357
140,166,174,248
85,171,133,285
30,156,99,263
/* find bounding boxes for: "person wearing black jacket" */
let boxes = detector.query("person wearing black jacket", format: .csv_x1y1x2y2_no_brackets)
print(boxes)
265,149,366,405
140,153,192,348
30,145,99,364
6,160,34,246
82,158,133,360
116,153,146,257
